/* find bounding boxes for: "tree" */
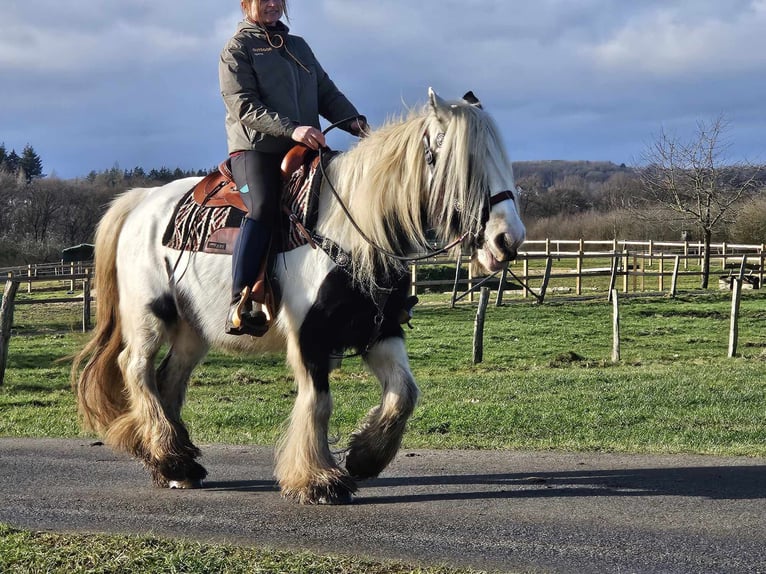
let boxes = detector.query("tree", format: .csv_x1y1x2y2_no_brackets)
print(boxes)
639,116,760,288
5,150,20,175
19,144,44,182
14,179,62,243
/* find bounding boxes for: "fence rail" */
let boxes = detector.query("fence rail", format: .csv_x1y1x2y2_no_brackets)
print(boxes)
409,240,765,300
0,270,92,385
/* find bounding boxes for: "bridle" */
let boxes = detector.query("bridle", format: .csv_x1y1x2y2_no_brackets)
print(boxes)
422,128,517,212
317,117,518,265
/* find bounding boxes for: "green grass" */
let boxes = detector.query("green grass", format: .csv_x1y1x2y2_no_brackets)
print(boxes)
0,524,486,574
2,289,765,455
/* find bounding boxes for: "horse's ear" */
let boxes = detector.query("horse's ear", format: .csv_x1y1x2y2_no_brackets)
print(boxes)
462,91,483,109
428,87,451,126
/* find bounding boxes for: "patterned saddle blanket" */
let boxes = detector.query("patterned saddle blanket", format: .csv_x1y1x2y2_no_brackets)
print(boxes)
162,150,337,255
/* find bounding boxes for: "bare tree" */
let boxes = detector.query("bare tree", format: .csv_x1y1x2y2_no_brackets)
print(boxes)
639,115,760,288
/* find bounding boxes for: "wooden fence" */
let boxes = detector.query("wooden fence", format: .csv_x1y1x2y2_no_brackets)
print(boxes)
0,260,92,294
0,270,92,385
410,239,765,300
1,240,763,383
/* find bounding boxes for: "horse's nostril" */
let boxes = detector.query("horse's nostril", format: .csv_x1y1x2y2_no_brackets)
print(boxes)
495,233,518,261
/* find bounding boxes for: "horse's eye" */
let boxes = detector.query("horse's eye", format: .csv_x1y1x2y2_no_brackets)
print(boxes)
435,133,445,148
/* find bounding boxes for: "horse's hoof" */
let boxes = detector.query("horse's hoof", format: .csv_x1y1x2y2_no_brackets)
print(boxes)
280,476,357,505
168,479,204,489
317,491,354,505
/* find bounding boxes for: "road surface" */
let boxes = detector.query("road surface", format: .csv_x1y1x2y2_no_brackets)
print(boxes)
1,438,764,573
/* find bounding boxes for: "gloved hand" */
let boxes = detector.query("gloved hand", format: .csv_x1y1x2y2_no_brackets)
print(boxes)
347,116,369,138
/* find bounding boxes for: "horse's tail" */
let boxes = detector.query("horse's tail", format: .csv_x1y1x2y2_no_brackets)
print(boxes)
71,188,148,434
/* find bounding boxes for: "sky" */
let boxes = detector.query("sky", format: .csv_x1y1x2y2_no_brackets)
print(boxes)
1,0,765,179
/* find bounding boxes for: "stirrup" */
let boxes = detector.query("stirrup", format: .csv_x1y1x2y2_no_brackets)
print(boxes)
398,295,419,326
225,287,270,337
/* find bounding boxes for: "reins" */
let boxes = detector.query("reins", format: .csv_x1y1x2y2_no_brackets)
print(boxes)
318,116,470,264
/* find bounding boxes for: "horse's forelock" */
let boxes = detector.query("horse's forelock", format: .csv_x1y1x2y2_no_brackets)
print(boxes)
429,103,504,240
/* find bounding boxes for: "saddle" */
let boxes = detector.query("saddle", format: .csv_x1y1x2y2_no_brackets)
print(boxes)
191,145,319,213
172,145,326,325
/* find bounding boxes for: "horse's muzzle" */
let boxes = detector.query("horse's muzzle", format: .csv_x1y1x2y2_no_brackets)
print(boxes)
494,232,521,262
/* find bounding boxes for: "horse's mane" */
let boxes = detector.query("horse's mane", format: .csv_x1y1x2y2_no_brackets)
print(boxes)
320,98,511,289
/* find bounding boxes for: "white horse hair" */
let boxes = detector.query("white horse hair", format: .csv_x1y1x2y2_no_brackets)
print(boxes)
71,88,526,504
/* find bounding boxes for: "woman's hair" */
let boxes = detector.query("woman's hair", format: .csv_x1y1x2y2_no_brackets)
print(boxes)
241,0,289,23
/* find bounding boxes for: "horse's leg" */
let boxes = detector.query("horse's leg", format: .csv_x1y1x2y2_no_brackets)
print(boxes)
108,311,205,488
155,321,210,488
274,332,356,504
346,336,420,479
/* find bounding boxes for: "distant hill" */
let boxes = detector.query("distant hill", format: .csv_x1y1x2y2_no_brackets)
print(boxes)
512,160,634,187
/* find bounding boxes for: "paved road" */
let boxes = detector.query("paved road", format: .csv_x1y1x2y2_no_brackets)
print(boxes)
1,438,765,573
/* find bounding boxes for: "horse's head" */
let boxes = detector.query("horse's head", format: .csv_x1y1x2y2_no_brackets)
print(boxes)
424,88,526,273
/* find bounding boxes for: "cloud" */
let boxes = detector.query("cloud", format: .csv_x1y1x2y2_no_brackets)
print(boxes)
587,0,766,76
1,0,764,177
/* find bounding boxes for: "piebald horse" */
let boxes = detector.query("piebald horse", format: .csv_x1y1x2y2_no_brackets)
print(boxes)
72,89,526,504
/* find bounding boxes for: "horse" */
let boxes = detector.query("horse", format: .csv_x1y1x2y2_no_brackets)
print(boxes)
71,88,526,504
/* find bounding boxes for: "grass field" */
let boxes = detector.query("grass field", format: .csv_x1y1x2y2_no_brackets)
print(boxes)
1,284,765,572
2,286,765,453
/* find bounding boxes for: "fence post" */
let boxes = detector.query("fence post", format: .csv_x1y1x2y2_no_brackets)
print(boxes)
622,250,629,293
82,269,92,332
472,287,490,364
495,263,508,307
538,257,553,304
632,253,639,293
27,264,33,294
608,252,618,302
576,239,584,295
69,262,75,292
658,252,665,292
450,250,462,308
728,257,747,358
468,260,474,303
670,256,681,298
410,262,417,297
522,257,529,299
611,288,620,363
1,273,20,386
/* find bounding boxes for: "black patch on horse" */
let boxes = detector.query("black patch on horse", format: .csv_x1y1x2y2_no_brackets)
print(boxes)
149,293,178,326
299,269,410,393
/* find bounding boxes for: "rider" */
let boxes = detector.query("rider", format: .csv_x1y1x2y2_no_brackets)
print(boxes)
219,0,368,336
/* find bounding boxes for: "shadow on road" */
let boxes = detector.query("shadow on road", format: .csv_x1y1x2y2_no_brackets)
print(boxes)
354,465,766,505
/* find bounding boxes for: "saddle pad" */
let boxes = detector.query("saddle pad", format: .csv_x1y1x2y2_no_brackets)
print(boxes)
162,151,337,255
162,189,244,254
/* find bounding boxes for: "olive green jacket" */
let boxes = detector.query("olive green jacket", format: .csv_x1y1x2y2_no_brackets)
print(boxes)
219,20,361,154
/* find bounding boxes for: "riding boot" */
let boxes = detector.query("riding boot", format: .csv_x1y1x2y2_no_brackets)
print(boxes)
226,218,271,336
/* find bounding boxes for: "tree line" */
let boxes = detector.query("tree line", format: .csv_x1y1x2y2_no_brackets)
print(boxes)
0,143,44,183
0,144,208,266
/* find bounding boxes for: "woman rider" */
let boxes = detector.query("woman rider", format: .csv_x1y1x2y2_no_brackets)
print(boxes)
219,0,368,335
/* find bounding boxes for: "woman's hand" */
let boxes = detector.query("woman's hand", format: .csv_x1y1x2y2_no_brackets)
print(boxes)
347,117,369,138
291,125,326,150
